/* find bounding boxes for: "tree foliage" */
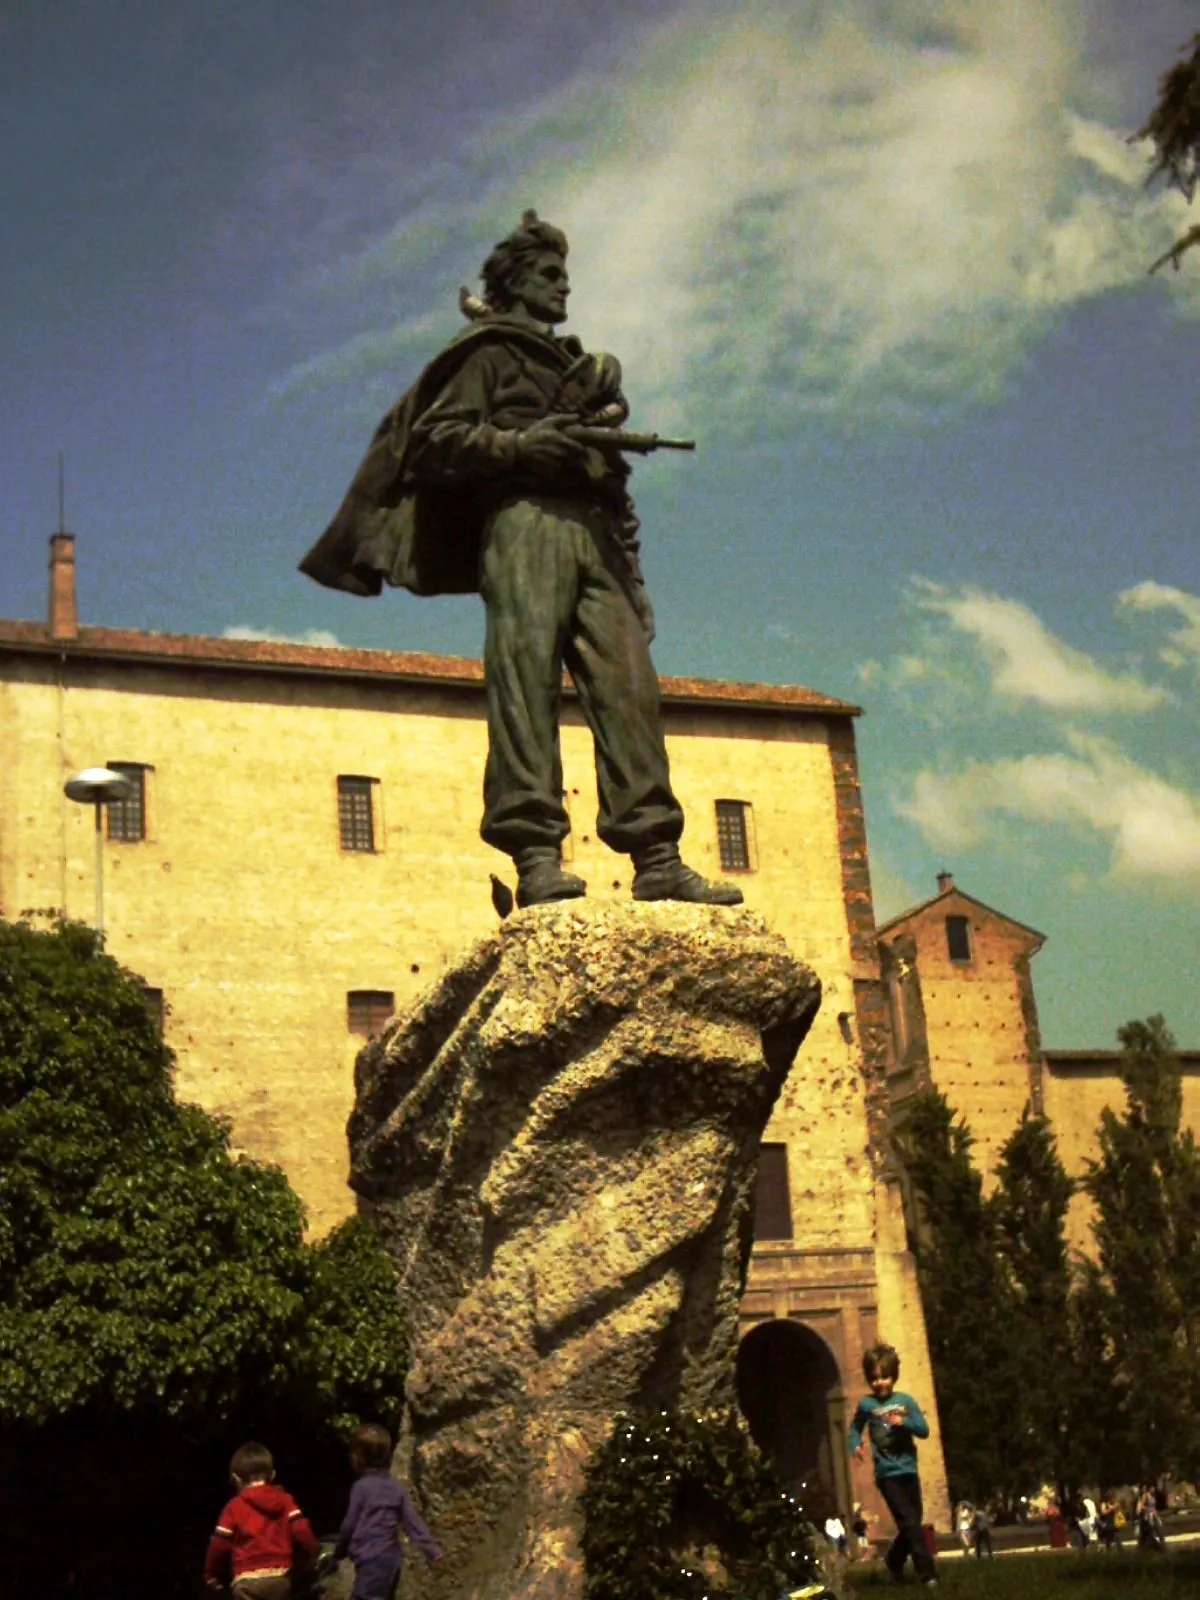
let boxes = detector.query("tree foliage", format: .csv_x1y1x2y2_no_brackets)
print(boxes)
1082,1015,1200,1482
0,914,406,1430
990,1107,1086,1498
1138,34,1200,272
581,1410,825,1600
896,1091,1024,1506
0,914,408,1590
903,1017,1198,1506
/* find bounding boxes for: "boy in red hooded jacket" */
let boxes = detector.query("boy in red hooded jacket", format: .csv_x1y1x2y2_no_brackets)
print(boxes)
205,1441,319,1598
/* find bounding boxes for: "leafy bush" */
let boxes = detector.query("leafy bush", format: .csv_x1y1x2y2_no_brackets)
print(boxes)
0,915,407,1590
582,1409,827,1600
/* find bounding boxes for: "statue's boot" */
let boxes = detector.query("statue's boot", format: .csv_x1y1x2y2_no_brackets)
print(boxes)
515,847,587,908
631,842,744,906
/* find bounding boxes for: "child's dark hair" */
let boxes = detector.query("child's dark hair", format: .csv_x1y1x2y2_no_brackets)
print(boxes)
231,1441,274,1484
351,1423,393,1470
863,1343,900,1382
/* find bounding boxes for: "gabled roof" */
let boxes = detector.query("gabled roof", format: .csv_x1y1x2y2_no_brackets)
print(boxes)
876,883,1045,947
0,618,861,717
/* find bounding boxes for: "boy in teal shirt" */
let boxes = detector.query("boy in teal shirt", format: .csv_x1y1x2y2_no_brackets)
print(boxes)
848,1343,938,1586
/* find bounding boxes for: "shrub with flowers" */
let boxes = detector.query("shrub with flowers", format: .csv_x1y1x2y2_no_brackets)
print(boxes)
581,1408,830,1600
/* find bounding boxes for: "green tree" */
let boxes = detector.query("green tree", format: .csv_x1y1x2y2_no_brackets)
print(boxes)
989,1107,1086,1497
897,1091,1024,1507
1082,1016,1200,1483
1138,33,1200,272
0,914,408,1587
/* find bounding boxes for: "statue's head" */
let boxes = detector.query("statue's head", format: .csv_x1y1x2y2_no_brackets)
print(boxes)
479,210,570,323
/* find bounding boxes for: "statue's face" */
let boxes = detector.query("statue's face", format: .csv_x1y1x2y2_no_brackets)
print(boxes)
510,250,570,324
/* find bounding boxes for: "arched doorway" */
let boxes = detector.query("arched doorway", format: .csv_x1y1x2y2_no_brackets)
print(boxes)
736,1319,851,1518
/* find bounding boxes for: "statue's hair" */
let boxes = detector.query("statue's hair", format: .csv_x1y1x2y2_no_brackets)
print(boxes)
479,209,568,312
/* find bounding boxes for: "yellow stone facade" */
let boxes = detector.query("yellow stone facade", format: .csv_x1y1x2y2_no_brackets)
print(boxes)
0,537,950,1528
1044,1051,1200,1253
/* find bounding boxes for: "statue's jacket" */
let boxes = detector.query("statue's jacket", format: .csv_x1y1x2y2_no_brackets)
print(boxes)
299,317,643,601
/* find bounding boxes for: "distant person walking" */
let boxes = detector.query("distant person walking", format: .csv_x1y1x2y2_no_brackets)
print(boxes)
1098,1493,1122,1552
852,1503,872,1560
972,1505,993,1559
1137,1487,1166,1553
848,1343,938,1588
955,1502,974,1553
823,1514,848,1559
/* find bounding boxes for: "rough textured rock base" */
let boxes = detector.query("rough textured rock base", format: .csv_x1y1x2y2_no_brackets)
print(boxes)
349,901,821,1600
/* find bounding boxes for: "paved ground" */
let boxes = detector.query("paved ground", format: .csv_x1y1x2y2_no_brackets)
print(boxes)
846,1511,1200,1566
931,1511,1200,1560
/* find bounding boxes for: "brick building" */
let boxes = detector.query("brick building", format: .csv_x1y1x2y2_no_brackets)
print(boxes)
877,872,1046,1190
0,534,950,1528
878,870,1200,1251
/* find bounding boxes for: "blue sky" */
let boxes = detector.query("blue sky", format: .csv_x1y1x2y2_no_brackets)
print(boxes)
2,0,1197,1048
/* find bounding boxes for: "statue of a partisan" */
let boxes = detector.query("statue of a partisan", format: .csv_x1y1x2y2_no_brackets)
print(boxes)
300,211,743,909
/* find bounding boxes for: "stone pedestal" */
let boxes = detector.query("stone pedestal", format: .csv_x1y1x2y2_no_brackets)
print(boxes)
349,901,820,1600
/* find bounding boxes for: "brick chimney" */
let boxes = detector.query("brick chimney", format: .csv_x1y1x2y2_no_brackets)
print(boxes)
48,533,78,641
936,870,955,894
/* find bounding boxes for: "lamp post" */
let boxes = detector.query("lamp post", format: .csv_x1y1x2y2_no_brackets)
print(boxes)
63,767,133,941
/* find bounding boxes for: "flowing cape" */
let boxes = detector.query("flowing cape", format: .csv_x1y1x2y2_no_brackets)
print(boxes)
298,320,587,599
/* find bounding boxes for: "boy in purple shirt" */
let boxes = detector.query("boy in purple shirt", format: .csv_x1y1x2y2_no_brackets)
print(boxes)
334,1424,442,1600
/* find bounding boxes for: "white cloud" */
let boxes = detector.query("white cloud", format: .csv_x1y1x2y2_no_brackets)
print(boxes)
281,0,1200,424
268,310,446,401
223,626,343,648
913,581,1169,711
1118,581,1200,676
898,730,1200,882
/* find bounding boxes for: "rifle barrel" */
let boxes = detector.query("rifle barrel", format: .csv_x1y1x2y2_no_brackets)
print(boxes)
567,427,696,454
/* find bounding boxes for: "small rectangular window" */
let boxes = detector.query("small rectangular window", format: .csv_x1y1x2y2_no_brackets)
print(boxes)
347,989,395,1038
106,762,149,842
753,1142,792,1240
946,915,972,963
140,986,165,1034
715,799,752,872
338,776,378,852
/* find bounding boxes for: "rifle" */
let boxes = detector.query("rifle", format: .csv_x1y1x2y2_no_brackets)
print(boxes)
564,426,695,454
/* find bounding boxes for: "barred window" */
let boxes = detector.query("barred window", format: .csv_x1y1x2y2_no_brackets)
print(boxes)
753,1143,792,1241
106,762,149,842
338,775,378,852
715,799,752,871
347,989,395,1038
946,915,972,964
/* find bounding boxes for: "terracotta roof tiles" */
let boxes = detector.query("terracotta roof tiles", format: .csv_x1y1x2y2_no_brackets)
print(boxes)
0,619,860,716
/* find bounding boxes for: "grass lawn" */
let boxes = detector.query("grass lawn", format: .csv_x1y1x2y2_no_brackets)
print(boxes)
843,1549,1200,1600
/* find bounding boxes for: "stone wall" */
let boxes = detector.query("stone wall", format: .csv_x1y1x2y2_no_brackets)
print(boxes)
879,887,1044,1193
1044,1050,1200,1253
0,640,872,1245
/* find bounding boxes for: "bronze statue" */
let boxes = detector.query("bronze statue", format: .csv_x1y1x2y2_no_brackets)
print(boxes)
301,211,742,909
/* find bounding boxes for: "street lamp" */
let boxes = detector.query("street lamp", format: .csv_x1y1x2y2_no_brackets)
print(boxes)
63,767,133,941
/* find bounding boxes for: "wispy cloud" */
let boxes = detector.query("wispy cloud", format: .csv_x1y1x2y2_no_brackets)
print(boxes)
277,0,1200,425
1119,580,1200,677
223,625,343,648
267,311,447,402
898,730,1200,882
912,580,1169,711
